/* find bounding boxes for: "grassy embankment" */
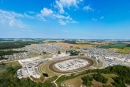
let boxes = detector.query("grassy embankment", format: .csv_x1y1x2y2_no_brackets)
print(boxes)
38,61,60,77
64,73,117,87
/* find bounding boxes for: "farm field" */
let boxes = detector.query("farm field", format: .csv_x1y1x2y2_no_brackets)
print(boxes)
109,48,130,54
98,43,130,54
56,42,92,49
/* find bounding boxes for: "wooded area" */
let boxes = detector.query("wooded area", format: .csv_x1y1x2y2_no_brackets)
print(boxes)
56,65,130,87
0,65,55,87
0,51,26,60
0,41,40,50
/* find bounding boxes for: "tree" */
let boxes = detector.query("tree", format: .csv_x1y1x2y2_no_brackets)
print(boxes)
81,75,93,86
70,74,75,78
92,73,108,84
58,51,61,54
43,51,46,54
103,78,108,84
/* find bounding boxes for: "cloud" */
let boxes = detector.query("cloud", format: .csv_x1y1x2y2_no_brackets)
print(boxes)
83,5,94,11
59,0,78,7
24,13,35,19
9,19,26,28
9,20,15,26
41,8,53,17
70,20,79,23
0,0,80,26
54,14,79,25
55,0,65,14
58,18,78,25
37,7,78,25
36,14,46,21
55,0,83,14
0,9,36,28
100,16,104,19
26,11,35,14
53,14,72,20
36,0,82,25
59,19,66,25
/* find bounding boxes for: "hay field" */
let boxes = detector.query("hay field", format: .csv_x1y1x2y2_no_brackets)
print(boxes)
56,43,92,49
109,48,130,54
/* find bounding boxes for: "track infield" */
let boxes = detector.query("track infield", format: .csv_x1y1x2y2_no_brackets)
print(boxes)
49,57,94,74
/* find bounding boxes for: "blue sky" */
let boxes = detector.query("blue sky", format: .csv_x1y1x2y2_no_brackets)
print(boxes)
0,0,130,39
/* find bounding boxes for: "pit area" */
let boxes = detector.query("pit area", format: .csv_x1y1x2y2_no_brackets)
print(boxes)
49,57,94,73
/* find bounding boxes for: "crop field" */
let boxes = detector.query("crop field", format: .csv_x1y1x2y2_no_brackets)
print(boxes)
109,47,130,54
98,43,130,54
98,43,127,49
56,42,92,49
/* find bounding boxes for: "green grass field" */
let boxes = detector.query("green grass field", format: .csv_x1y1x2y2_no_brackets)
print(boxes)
64,73,117,87
0,61,21,79
38,61,60,77
98,43,130,54
0,61,20,71
98,43,127,49
124,47,130,50
41,53,53,59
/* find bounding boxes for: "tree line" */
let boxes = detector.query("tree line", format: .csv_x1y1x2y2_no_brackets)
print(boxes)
0,41,40,50
56,65,130,87
64,40,76,44
81,75,93,86
0,64,55,87
68,50,81,56
92,73,108,84
0,50,27,60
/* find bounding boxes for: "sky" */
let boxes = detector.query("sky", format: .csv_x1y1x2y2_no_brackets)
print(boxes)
0,0,130,39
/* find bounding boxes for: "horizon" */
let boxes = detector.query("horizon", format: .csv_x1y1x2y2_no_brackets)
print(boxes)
1,38,130,41
0,0,130,39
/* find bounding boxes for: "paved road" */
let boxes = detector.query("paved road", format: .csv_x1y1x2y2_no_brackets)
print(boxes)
49,57,94,73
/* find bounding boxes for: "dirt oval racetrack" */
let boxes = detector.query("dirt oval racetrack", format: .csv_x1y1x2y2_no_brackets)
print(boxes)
49,57,94,73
